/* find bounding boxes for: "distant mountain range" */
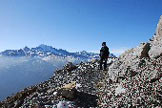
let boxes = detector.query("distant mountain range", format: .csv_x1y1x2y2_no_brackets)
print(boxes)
0,44,116,59
0,44,115,101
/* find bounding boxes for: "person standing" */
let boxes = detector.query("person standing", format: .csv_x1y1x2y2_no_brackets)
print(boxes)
99,42,110,70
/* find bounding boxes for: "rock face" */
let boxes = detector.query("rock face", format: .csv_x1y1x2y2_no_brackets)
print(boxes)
108,16,162,82
149,15,162,58
155,15,162,40
106,16,162,107
140,43,151,58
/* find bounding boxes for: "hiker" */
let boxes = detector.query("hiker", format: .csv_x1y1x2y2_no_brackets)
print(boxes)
99,42,110,70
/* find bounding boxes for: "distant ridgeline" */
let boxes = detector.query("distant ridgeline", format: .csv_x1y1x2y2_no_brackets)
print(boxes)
0,44,116,60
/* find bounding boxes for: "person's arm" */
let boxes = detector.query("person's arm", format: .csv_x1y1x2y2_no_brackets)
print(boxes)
100,47,104,57
99,49,102,57
107,47,110,58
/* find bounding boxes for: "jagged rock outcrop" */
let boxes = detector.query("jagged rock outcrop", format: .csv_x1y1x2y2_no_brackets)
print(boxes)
149,15,162,58
108,16,162,83
106,16,162,107
140,43,151,58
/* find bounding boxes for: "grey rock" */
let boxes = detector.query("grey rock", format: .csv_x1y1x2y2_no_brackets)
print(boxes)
140,43,151,58
149,15,162,58
57,88,77,101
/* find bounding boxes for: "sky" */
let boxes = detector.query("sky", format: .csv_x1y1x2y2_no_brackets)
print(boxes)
0,0,162,56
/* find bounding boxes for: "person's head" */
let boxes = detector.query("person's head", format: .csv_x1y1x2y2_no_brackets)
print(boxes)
102,42,106,46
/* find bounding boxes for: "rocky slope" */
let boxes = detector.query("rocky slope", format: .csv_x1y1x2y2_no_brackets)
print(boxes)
0,61,106,108
106,15,162,107
0,16,162,108
0,44,110,101
108,16,162,83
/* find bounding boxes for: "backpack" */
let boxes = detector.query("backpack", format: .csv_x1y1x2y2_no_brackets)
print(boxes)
100,46,109,58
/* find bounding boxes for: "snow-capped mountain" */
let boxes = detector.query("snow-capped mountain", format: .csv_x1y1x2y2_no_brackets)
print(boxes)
0,44,116,59
0,44,99,59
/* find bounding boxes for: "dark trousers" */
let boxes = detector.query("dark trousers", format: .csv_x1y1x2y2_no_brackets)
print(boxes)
100,57,107,70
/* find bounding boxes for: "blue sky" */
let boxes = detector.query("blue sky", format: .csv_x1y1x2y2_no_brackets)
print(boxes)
0,0,162,56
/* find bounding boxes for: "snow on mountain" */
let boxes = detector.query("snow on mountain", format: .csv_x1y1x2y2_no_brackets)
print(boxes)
0,44,101,59
0,45,116,101
0,44,116,59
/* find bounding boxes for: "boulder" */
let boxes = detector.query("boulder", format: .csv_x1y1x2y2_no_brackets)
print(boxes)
96,82,104,88
65,62,77,72
148,45,162,58
150,72,162,83
57,82,77,100
115,85,126,96
129,70,138,77
62,81,76,90
57,88,77,101
140,43,150,58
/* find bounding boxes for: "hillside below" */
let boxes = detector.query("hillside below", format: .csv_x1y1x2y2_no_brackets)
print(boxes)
0,58,161,108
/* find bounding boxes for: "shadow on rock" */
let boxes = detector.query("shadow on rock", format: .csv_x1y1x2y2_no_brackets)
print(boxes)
75,92,98,108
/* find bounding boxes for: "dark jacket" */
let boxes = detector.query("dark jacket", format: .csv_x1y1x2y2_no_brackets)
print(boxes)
100,46,109,59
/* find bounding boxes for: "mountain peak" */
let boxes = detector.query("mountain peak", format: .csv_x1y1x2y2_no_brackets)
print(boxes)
23,46,30,51
80,50,88,54
148,15,162,58
38,44,49,47
0,44,102,59
154,15,162,40
38,44,52,49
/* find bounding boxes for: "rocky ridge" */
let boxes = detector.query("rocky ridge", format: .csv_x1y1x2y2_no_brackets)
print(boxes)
107,15,162,107
108,15,162,82
0,16,162,108
0,61,107,108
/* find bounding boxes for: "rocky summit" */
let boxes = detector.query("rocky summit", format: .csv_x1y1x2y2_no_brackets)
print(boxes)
1,16,162,108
